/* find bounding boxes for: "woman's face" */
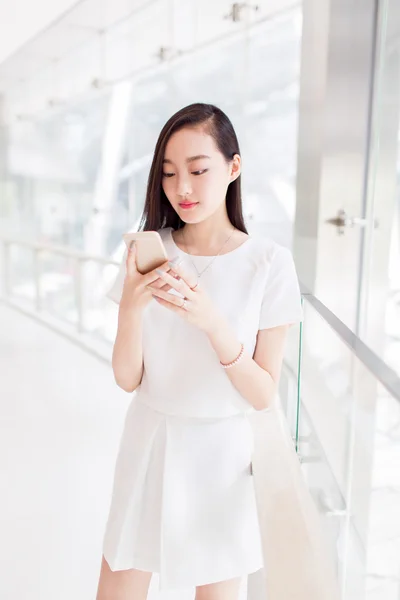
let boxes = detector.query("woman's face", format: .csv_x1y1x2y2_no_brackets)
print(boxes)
162,126,241,224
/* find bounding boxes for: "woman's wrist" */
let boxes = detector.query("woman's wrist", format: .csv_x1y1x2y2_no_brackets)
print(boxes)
220,343,245,369
202,310,225,337
119,293,145,322
205,314,243,366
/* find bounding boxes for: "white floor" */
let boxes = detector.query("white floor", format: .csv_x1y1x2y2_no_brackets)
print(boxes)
0,304,251,600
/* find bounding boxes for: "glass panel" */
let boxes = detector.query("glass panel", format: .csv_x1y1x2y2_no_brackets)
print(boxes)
39,252,79,326
244,9,302,247
362,0,400,380
383,0,400,381
278,315,303,447
2,93,111,247
105,0,170,80
366,384,400,600
194,0,240,45
285,295,400,600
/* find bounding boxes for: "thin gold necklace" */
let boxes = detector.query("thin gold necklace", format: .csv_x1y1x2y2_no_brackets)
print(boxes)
181,226,236,281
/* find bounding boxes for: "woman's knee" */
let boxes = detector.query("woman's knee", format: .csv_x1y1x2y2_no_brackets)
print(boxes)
195,577,242,600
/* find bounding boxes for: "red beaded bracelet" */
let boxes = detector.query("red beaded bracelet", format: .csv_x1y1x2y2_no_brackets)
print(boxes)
220,343,245,369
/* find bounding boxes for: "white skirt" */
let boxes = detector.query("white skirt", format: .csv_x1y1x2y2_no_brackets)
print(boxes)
102,396,264,591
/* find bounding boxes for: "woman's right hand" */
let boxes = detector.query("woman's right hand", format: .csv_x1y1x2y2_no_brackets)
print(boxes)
120,241,173,311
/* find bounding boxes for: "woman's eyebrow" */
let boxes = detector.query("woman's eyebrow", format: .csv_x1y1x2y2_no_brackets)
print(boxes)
162,154,211,165
186,154,211,163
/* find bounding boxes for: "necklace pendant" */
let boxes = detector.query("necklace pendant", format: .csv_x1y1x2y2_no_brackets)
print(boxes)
181,226,237,281
185,259,201,282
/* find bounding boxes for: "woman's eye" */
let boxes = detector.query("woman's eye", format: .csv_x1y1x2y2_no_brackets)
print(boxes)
162,169,208,178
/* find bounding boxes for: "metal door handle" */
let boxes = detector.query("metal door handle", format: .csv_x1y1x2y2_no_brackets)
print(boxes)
325,209,379,235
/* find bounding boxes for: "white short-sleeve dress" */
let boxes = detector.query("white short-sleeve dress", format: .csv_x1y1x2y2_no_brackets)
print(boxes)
102,227,303,591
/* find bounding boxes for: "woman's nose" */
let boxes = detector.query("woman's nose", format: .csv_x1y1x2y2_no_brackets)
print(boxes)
177,177,192,197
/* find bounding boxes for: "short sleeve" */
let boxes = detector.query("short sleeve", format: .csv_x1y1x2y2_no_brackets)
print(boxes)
258,246,303,330
105,248,128,304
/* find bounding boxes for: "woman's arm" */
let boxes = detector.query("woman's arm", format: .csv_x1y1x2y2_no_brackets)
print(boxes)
206,318,290,411
110,242,171,393
111,298,145,393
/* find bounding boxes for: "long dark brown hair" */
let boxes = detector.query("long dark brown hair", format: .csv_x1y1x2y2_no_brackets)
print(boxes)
138,103,248,234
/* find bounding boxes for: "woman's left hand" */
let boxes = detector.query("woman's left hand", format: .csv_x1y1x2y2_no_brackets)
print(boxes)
146,261,223,334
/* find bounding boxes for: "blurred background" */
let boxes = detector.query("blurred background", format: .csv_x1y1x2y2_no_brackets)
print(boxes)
0,1,399,600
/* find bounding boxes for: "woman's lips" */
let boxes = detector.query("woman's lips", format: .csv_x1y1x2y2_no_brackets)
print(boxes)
179,202,199,210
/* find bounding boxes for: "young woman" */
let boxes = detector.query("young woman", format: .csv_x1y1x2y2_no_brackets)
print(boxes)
96,103,303,600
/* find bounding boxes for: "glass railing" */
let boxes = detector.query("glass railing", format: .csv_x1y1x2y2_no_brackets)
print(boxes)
1,237,399,600
280,289,400,600
0,237,121,360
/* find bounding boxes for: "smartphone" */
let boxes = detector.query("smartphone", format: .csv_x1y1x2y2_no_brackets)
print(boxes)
122,231,169,274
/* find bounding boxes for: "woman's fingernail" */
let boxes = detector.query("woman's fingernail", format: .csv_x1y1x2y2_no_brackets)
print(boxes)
129,241,135,250
156,268,164,276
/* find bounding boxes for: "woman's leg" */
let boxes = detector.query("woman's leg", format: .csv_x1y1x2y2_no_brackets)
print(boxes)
96,556,153,600
195,577,242,600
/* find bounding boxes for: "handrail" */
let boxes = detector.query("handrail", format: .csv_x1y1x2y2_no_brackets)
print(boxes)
0,237,119,266
301,284,400,402
0,237,121,337
1,236,399,402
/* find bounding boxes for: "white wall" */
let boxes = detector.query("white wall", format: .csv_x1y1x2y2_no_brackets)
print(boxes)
0,0,79,64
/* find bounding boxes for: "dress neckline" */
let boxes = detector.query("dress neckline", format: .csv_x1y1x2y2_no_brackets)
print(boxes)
167,227,253,259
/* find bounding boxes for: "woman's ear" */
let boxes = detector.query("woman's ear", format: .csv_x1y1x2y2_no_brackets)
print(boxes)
230,154,241,182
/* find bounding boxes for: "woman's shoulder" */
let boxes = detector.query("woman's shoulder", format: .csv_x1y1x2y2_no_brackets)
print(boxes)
247,233,293,266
